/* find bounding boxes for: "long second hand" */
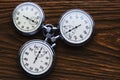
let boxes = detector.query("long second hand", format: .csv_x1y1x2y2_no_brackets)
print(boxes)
33,47,43,64
23,15,38,24
65,24,81,34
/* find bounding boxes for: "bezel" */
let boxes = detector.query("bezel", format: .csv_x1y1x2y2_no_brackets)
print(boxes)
12,2,45,36
58,9,95,46
18,39,55,78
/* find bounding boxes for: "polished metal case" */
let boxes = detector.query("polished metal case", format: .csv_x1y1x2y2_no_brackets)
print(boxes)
58,9,95,46
18,39,55,78
12,2,45,36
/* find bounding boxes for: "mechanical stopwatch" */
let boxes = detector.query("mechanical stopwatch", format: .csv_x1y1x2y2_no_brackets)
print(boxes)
12,2,44,36
58,9,94,46
19,39,55,77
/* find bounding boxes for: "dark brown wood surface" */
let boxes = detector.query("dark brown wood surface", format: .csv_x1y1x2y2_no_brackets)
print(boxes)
0,0,120,80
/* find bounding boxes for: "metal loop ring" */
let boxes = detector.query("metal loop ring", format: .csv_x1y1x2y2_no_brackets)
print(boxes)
42,24,58,38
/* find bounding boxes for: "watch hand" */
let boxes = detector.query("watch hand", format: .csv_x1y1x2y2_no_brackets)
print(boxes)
33,47,43,64
23,15,29,19
23,15,38,24
40,51,47,58
29,18,38,24
65,24,81,34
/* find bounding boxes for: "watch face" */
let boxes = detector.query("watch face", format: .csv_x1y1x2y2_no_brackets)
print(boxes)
59,9,94,45
12,2,44,34
19,40,54,77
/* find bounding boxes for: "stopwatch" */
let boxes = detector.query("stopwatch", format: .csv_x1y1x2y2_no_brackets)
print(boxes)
12,2,44,36
59,9,94,46
19,39,54,77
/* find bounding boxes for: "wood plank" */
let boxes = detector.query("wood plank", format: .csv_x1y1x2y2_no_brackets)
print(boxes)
0,0,120,80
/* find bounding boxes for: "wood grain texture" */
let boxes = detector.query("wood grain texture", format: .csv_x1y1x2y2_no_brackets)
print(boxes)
0,0,120,80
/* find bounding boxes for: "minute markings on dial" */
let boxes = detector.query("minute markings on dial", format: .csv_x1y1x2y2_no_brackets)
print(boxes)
24,57,28,61
68,33,72,39
74,36,77,40
17,11,20,15
25,52,29,55
25,63,29,66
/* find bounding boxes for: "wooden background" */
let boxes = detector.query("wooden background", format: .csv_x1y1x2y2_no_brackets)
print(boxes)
0,0,120,80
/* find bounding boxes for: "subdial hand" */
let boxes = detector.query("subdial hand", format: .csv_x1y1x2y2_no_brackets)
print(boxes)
33,47,43,64
65,24,81,34
23,15,38,24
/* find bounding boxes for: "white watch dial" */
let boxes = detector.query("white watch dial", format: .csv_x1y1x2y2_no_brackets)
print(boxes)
19,40,54,76
59,9,94,45
13,2,44,34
